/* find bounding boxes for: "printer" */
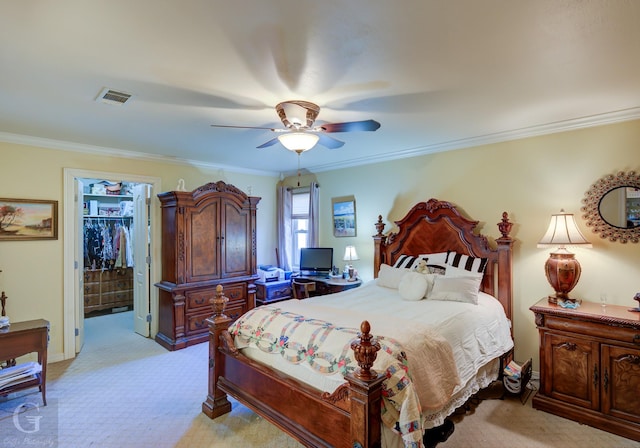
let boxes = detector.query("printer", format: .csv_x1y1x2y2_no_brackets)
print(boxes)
258,265,283,282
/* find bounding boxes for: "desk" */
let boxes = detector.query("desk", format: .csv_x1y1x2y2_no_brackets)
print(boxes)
298,275,362,296
0,319,49,405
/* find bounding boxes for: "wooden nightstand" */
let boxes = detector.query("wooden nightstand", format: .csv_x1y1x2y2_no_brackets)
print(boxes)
255,280,292,306
530,298,640,442
0,319,49,405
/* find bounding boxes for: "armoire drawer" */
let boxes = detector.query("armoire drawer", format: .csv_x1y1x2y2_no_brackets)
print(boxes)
185,302,245,335
185,283,246,311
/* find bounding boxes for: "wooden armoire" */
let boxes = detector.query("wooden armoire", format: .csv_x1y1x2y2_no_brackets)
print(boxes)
155,181,260,350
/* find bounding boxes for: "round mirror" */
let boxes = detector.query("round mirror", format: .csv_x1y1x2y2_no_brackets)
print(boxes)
581,171,640,243
599,186,640,228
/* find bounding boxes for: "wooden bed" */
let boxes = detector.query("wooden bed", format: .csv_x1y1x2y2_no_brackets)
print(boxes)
202,199,514,448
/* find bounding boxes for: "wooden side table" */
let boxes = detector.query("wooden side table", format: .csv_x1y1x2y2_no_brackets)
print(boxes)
530,299,640,441
0,319,49,405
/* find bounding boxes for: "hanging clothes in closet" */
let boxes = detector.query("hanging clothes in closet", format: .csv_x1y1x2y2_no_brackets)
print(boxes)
84,219,134,270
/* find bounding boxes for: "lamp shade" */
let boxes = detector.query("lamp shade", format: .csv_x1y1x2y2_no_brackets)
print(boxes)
277,132,319,152
343,245,359,262
537,210,592,248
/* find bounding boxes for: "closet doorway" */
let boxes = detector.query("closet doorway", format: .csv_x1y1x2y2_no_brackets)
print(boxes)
63,169,162,359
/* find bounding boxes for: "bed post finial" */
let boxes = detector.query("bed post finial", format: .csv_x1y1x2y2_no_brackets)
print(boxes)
498,212,513,239
374,215,385,237
350,321,381,380
373,216,386,277
211,284,229,322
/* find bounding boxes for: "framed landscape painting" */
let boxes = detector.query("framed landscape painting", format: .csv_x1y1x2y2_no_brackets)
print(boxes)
332,195,356,237
0,198,58,241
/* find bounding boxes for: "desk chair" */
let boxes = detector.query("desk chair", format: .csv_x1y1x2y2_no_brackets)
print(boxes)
291,278,316,299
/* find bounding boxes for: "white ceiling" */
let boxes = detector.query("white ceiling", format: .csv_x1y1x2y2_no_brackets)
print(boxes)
1,1,640,176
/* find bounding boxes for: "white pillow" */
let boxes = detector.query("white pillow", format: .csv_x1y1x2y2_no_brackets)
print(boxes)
429,275,482,304
398,271,428,301
444,263,483,280
422,273,438,298
376,263,410,289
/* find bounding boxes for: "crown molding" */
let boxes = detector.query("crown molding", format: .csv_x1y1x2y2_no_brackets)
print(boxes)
3,106,640,177
0,132,280,177
307,106,640,173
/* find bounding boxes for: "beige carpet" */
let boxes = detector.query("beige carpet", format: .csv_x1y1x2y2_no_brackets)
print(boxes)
1,311,637,448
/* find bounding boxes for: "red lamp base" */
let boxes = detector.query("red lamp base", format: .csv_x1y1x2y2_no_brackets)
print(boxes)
544,250,582,304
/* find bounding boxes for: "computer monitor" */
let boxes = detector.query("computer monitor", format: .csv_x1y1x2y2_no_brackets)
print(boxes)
299,247,333,275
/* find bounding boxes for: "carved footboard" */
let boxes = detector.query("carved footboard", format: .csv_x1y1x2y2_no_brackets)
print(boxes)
202,285,385,448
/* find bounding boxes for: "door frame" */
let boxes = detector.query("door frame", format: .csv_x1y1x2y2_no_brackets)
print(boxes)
63,168,162,360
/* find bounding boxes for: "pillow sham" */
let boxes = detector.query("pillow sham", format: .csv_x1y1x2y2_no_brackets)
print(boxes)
444,263,483,280
398,271,429,301
428,275,482,304
418,251,451,265
392,254,421,269
446,252,488,273
376,263,410,289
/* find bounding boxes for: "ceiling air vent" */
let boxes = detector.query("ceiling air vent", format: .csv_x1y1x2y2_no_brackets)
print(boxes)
96,88,132,105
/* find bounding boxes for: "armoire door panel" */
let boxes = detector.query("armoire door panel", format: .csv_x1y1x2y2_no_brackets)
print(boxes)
222,202,250,277
186,201,220,282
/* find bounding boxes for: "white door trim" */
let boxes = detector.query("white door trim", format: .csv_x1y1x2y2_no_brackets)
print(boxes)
63,168,162,360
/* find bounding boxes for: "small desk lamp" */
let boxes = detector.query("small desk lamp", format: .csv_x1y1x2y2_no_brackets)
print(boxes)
343,246,359,281
537,210,592,304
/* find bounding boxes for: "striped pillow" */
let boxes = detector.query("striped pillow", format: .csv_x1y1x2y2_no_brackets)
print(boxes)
393,254,424,269
418,251,451,265
446,252,488,273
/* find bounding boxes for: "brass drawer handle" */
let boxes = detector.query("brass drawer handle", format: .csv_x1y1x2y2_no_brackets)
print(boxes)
558,342,577,351
633,334,640,345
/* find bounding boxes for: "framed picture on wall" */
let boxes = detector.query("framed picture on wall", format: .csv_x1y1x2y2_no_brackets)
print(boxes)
332,195,356,237
0,198,58,241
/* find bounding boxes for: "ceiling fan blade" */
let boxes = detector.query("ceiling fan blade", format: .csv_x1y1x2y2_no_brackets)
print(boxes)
317,134,345,149
211,124,277,131
256,137,280,149
319,119,381,133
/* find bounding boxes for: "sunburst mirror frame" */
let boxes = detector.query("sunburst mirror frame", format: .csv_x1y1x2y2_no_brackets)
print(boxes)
581,171,640,244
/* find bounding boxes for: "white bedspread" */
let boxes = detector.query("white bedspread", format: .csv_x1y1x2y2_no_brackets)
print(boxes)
232,280,513,446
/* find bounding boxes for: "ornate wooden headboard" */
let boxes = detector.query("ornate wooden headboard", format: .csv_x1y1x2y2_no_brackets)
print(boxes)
372,199,515,322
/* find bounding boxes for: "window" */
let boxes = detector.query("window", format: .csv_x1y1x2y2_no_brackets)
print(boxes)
291,189,310,269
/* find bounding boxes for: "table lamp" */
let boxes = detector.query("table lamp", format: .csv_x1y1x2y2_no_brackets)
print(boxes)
343,246,359,281
537,209,592,304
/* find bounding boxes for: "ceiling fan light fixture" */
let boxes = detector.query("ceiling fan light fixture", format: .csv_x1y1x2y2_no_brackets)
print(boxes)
277,132,319,152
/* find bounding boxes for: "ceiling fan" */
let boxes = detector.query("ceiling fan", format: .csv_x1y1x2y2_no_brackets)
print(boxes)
210,100,381,153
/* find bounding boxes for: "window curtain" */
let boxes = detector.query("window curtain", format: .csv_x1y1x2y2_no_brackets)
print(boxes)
308,181,320,247
276,184,293,271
